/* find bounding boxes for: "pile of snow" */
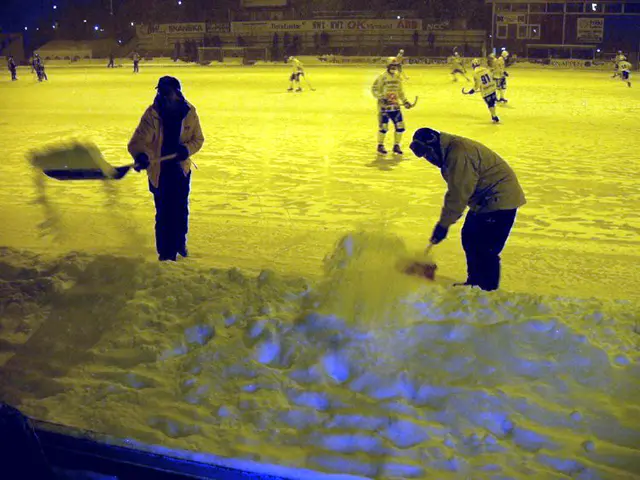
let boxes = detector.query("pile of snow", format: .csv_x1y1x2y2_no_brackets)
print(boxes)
0,235,638,479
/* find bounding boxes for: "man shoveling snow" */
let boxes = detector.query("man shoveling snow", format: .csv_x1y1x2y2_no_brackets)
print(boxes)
410,128,526,291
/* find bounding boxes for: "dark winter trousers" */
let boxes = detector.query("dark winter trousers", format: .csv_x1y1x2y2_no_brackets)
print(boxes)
461,208,517,291
149,167,191,261
10,68,17,81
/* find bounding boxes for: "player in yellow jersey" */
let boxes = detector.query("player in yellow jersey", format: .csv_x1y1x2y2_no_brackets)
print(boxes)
287,56,304,92
395,49,409,80
613,51,627,78
448,52,470,82
618,59,632,87
492,50,509,103
371,57,415,155
464,59,500,123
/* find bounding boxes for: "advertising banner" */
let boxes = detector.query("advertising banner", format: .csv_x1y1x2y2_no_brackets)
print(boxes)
137,23,206,38
549,59,609,69
425,21,451,31
232,18,423,34
496,14,526,24
206,22,231,33
577,18,604,43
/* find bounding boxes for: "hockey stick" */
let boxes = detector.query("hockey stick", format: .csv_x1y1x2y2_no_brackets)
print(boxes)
42,154,177,181
303,74,316,91
461,87,474,95
407,96,419,108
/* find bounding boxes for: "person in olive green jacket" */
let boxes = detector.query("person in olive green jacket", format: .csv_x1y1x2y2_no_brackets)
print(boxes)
410,128,526,291
128,76,204,261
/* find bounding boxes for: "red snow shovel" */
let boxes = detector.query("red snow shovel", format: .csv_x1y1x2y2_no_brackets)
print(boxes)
402,244,438,280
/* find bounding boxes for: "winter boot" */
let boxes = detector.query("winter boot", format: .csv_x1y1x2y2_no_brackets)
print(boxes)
393,144,403,155
377,144,387,155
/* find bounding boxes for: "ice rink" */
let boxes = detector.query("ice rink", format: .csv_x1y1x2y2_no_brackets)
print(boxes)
0,64,639,479
0,63,639,299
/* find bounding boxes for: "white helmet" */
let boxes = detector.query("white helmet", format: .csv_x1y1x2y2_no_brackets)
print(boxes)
399,49,405,55
471,58,481,68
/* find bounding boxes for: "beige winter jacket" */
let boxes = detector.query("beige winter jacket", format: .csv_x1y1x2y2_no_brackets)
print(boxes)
128,101,204,188
438,133,526,228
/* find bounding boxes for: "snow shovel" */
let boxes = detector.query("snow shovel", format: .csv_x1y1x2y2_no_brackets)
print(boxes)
30,142,176,181
400,243,438,280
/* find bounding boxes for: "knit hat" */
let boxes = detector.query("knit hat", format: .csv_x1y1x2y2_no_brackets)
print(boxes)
410,128,443,167
156,76,182,93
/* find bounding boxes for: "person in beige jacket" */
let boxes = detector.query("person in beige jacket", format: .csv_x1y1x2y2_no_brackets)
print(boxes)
128,76,204,261
410,128,526,291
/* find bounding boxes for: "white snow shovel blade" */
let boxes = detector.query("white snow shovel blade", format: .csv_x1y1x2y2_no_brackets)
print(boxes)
30,142,118,180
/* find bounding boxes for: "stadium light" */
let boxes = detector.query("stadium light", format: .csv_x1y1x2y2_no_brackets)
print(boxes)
52,24,56,29
84,19,87,23
397,16,400,19
53,5,57,9
24,26,27,30
178,0,182,5
131,22,135,26
94,25,99,31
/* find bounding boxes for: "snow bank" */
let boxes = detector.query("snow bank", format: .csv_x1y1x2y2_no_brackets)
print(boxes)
0,234,638,479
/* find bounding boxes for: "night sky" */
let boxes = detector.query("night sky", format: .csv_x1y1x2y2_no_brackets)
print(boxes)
0,0,99,32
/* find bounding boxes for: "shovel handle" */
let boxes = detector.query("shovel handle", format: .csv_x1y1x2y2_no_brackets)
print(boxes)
124,153,177,169
425,243,435,256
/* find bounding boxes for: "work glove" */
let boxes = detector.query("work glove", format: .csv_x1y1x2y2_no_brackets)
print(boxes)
504,71,509,77
174,145,190,163
466,89,475,95
404,101,413,109
133,153,150,172
430,224,449,245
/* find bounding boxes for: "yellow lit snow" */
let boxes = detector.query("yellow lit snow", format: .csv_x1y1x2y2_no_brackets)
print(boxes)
0,64,639,479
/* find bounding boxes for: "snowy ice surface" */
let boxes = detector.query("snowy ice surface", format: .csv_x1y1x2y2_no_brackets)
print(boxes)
0,65,639,478
1,66,639,300
0,231,638,479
